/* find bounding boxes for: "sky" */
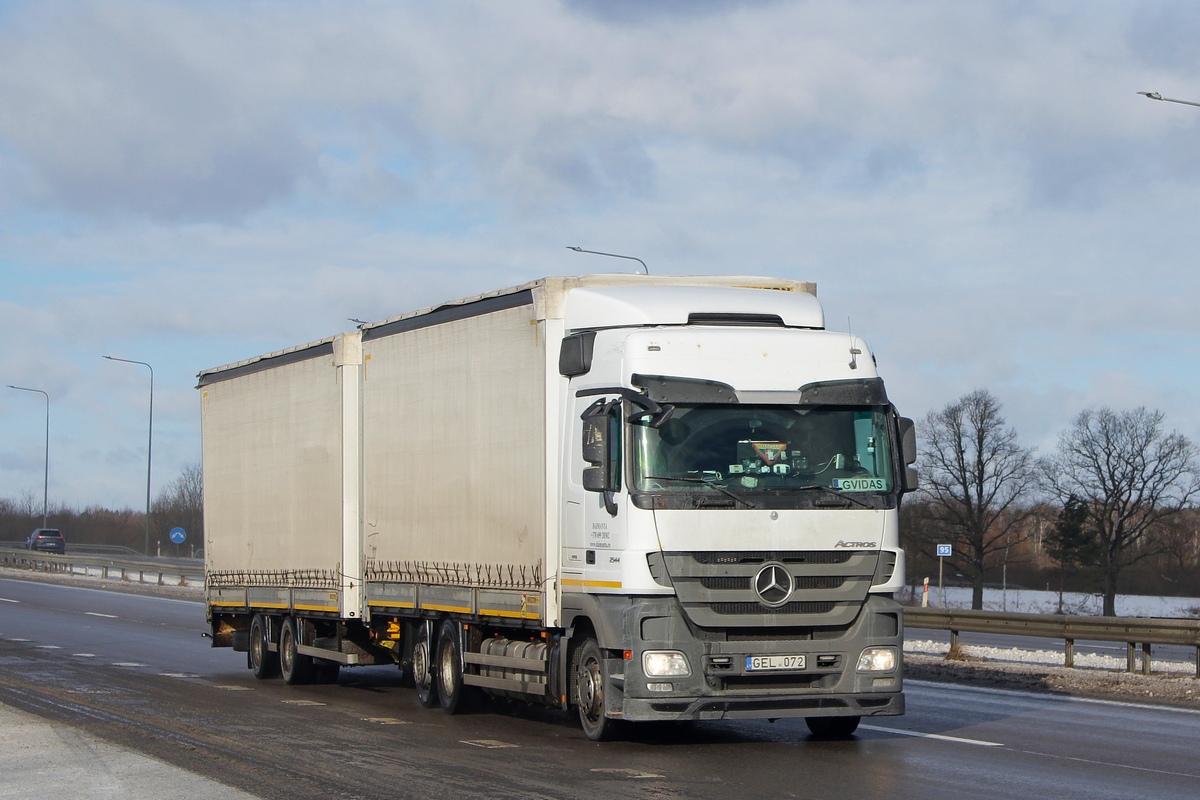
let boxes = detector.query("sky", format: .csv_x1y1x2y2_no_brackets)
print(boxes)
3,0,1200,511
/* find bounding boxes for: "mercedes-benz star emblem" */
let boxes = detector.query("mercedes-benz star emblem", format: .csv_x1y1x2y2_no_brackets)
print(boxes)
753,563,793,607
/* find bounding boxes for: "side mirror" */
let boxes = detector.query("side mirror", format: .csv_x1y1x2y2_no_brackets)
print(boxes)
897,416,919,492
581,400,611,471
582,466,609,492
581,398,619,514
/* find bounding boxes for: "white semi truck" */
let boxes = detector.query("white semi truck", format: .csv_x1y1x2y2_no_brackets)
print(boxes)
200,273,916,740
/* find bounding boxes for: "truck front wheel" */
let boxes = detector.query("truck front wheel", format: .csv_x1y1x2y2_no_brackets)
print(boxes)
805,715,860,739
574,638,620,741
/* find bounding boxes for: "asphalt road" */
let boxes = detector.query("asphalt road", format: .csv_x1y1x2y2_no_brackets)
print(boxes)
2,576,1199,800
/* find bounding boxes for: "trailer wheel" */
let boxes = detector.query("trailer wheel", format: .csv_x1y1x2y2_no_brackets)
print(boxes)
249,614,279,679
280,617,314,685
805,715,860,739
574,638,620,741
412,622,439,708
436,619,480,714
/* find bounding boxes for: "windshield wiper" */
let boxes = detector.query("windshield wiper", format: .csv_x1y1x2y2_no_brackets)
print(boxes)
792,484,872,509
643,476,755,508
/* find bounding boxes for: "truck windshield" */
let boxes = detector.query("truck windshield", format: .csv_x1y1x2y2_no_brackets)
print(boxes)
632,404,894,497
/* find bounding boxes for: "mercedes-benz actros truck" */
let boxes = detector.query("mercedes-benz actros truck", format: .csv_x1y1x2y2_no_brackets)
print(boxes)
201,273,917,740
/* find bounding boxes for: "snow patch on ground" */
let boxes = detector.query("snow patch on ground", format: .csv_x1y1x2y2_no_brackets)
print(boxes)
905,638,1195,675
900,586,1200,618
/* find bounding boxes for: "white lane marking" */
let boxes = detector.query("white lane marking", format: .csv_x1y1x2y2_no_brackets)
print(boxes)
590,768,665,779
9,638,30,642
1014,748,1200,780
112,662,148,667
85,612,118,619
213,685,252,691
73,653,96,657
859,724,1003,747
159,672,201,678
0,597,18,603
461,739,519,749
35,645,62,649
281,699,326,706
363,717,409,725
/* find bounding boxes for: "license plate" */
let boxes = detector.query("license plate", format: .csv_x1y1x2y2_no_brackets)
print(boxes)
746,654,806,671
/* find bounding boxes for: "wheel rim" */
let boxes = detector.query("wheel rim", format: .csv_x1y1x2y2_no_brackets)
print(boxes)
250,624,263,669
280,627,293,675
439,638,456,696
413,638,431,691
578,655,603,724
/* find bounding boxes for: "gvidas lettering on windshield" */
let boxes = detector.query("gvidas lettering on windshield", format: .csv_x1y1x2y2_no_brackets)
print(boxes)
832,477,887,491
834,540,878,548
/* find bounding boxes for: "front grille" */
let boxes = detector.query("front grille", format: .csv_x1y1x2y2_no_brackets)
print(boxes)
699,576,750,591
711,601,837,616
661,550,879,629
699,576,846,591
691,551,853,565
795,576,845,590
721,674,826,691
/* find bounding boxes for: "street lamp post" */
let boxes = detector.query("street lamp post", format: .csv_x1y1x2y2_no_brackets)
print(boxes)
104,356,154,555
567,246,649,274
1138,91,1200,109
6,385,49,529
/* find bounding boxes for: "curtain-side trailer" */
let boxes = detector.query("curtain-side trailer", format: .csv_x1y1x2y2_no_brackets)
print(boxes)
201,274,917,740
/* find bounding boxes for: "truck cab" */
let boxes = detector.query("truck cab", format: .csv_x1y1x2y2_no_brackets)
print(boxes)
555,283,915,738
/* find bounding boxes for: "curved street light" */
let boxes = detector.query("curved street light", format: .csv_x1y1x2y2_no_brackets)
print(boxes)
104,356,154,555
6,385,49,529
1138,91,1200,109
567,246,649,275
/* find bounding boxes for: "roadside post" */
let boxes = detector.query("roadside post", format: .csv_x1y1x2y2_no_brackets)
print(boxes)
921,577,929,607
936,544,951,607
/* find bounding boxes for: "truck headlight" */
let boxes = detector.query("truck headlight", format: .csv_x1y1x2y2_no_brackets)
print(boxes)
642,650,690,677
857,647,897,673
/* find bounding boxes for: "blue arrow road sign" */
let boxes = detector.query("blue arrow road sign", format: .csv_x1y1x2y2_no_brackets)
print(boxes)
169,527,186,544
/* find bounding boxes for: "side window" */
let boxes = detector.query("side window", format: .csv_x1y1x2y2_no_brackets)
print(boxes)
607,406,622,491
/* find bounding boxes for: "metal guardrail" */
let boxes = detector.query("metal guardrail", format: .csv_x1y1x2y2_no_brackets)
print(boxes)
0,546,203,588
906,607,1200,677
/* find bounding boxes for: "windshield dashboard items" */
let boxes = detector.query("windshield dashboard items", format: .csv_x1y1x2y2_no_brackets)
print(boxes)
630,403,897,510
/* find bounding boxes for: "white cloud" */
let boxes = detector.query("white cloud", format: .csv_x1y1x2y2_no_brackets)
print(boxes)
4,0,1200,506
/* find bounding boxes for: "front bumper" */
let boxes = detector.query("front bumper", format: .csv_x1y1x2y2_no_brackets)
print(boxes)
603,594,904,723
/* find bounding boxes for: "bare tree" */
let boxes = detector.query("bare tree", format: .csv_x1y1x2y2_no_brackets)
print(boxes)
917,390,1036,609
152,462,204,552
1042,407,1200,616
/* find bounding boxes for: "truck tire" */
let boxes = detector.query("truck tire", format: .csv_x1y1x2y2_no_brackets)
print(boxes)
280,616,314,685
805,715,860,739
436,619,480,714
412,622,439,708
573,638,621,741
249,614,279,679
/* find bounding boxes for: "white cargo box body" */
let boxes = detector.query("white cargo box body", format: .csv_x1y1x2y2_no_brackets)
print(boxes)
202,339,344,576
200,274,818,624
359,294,548,589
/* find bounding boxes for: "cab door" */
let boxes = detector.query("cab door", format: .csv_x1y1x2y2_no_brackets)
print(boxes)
561,394,626,592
